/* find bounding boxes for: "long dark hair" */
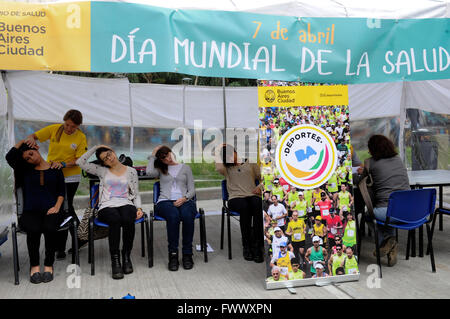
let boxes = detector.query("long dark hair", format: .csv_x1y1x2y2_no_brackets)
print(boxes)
95,147,112,167
154,146,172,175
368,135,398,160
221,144,236,168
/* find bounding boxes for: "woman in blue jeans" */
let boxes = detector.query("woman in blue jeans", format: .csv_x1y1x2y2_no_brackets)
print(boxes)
360,135,410,267
146,145,197,271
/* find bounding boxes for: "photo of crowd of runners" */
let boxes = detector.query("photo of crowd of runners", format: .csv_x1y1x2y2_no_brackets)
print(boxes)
259,81,359,282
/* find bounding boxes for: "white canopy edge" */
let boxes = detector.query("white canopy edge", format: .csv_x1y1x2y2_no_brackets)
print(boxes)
12,0,450,19
3,71,450,129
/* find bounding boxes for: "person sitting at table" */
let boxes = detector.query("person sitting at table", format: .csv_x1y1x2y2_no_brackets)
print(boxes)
76,145,143,279
146,145,197,271
6,140,66,284
360,134,410,267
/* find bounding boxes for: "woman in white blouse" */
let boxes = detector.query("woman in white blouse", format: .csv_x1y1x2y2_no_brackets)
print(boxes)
77,145,143,280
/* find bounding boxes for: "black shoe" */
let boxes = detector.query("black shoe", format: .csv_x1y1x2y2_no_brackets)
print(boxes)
243,248,254,261
68,239,88,254
56,251,66,260
122,250,133,275
30,272,42,284
182,254,194,270
42,271,54,283
111,254,124,280
253,254,264,263
168,252,179,271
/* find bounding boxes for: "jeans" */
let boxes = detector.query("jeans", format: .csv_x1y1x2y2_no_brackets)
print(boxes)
373,206,398,245
228,196,264,255
97,205,137,255
156,200,196,255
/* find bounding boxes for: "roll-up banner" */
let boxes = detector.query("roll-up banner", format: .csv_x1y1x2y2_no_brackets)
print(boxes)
0,1,449,84
258,82,360,289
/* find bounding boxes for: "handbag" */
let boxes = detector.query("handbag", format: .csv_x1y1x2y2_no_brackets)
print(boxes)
358,158,376,219
77,186,109,241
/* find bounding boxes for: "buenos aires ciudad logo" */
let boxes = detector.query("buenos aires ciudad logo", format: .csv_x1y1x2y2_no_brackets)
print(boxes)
276,125,338,189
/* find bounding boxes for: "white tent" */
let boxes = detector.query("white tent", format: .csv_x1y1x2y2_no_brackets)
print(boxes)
1,0,449,217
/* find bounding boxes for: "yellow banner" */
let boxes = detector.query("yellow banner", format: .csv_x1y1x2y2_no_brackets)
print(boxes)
0,1,90,71
258,85,348,107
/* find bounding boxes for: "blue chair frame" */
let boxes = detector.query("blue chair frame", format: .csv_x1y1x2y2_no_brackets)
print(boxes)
149,181,207,267
220,180,240,260
368,188,437,278
11,186,79,285
0,226,9,257
87,183,151,276
427,207,450,255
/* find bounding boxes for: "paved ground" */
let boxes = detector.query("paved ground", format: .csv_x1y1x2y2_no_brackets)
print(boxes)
0,198,449,299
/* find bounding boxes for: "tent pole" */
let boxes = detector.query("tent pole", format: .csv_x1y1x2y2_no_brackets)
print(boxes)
222,77,227,144
2,71,15,147
398,80,407,165
128,81,134,156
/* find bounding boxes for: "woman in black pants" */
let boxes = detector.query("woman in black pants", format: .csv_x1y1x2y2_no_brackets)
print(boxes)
77,145,143,279
215,144,264,263
6,140,66,284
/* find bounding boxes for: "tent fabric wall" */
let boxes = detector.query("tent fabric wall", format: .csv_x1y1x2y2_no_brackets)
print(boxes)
5,71,131,127
404,80,450,114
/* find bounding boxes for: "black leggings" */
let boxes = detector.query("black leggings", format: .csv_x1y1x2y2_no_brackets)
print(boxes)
228,196,264,254
19,210,63,267
97,205,137,255
56,182,80,252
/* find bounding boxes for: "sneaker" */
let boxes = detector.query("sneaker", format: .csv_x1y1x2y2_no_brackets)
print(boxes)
387,242,398,267
42,272,54,283
182,254,194,270
30,272,42,284
56,251,66,260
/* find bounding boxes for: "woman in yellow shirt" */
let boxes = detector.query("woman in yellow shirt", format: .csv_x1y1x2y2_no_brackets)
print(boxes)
25,110,88,259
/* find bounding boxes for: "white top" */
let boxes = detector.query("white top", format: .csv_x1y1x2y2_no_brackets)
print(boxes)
168,164,183,201
99,170,133,210
267,204,287,227
271,235,289,259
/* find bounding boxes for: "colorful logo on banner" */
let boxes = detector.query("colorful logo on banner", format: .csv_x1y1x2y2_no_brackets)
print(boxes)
276,125,338,189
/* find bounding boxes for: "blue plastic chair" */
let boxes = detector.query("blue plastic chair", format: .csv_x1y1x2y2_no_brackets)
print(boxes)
88,183,151,276
150,181,207,267
427,207,450,255
220,180,241,260
11,186,79,284
371,189,437,277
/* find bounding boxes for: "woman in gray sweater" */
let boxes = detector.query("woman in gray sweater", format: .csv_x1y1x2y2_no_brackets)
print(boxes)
77,145,143,279
362,135,410,267
146,145,196,271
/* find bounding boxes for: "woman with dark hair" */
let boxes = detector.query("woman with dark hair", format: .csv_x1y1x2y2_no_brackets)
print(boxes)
76,145,143,279
6,140,66,284
215,144,264,263
146,145,197,271
24,109,88,259
361,134,410,266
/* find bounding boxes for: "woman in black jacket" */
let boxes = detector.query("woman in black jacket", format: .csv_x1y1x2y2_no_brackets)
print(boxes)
6,140,66,284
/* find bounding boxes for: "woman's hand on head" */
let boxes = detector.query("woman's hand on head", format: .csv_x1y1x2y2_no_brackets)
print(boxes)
24,137,39,150
151,145,163,157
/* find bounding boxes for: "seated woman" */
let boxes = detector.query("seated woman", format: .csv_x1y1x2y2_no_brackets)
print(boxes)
360,134,410,267
6,140,66,284
76,145,143,279
214,144,264,263
146,145,197,271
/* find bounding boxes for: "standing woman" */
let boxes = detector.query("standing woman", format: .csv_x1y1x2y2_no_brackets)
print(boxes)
6,140,65,283
77,145,143,279
24,110,88,259
146,145,197,271
215,144,264,263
